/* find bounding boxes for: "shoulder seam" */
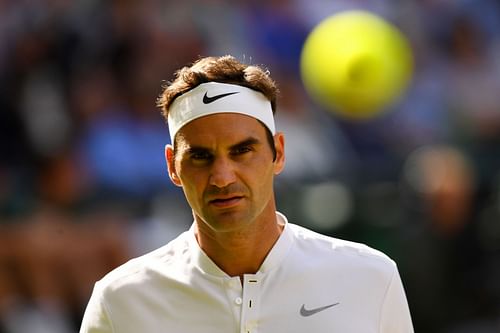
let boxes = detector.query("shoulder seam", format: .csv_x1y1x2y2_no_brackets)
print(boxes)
99,282,117,333
378,262,397,332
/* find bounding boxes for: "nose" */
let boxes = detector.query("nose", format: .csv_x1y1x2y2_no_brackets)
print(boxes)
209,157,237,188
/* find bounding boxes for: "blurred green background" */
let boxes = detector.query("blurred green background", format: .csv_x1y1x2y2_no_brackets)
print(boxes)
1,0,500,332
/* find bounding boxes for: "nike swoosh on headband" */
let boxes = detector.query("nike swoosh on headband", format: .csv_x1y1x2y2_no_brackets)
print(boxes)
202,91,239,104
168,82,275,144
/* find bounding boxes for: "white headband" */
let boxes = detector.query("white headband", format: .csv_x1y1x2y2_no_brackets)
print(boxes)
167,82,275,144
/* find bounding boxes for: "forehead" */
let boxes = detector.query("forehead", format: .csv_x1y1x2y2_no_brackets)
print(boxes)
176,113,268,146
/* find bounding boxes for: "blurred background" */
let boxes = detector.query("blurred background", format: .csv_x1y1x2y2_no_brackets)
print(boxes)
1,0,500,332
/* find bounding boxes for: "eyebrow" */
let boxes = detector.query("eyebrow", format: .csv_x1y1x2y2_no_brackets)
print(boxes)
186,137,262,154
229,137,261,151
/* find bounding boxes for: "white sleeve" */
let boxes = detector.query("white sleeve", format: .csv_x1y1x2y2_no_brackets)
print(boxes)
379,265,414,333
79,283,114,333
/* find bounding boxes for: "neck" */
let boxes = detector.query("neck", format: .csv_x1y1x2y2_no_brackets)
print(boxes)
194,210,283,278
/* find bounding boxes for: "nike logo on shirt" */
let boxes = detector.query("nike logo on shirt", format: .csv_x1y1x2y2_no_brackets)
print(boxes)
300,302,340,317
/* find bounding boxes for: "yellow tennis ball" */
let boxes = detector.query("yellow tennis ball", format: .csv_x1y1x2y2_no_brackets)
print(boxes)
300,10,414,119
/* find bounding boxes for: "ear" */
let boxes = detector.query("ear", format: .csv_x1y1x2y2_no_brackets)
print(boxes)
273,132,286,175
165,144,182,187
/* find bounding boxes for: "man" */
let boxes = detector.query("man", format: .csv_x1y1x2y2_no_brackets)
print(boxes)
80,55,414,332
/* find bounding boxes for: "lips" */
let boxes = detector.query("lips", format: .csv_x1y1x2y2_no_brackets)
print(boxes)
208,196,244,208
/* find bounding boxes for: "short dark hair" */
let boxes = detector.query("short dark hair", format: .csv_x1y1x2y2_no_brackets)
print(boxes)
157,55,279,160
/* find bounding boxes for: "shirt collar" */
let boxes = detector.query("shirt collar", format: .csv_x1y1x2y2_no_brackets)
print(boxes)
188,212,294,277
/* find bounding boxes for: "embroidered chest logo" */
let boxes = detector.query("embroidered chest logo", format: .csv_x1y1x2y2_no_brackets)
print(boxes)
300,302,340,317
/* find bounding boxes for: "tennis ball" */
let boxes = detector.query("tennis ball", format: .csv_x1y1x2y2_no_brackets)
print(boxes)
300,10,413,119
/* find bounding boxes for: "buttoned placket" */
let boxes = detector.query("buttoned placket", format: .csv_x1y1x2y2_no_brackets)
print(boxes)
224,276,243,331
223,274,262,333
240,274,261,333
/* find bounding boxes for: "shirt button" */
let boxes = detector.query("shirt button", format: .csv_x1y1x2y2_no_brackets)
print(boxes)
235,297,243,305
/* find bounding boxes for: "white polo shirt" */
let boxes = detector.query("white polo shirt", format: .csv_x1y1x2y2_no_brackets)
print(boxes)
80,213,413,333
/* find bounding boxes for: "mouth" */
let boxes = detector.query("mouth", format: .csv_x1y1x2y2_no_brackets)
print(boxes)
208,196,244,208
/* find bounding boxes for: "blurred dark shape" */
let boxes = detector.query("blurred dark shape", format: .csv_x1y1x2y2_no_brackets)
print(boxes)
404,145,475,237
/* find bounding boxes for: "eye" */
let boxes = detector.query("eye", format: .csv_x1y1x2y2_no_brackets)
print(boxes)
190,151,213,161
231,146,252,155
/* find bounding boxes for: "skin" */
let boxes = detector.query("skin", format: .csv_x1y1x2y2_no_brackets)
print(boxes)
165,113,285,278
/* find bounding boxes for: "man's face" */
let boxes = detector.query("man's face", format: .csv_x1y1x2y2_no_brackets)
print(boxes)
166,113,285,234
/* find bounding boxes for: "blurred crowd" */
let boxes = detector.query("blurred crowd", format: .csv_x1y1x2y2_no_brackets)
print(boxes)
1,0,500,332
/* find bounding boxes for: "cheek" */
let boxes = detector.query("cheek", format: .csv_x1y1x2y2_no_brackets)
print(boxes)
180,180,204,213
179,170,206,195
241,160,275,191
